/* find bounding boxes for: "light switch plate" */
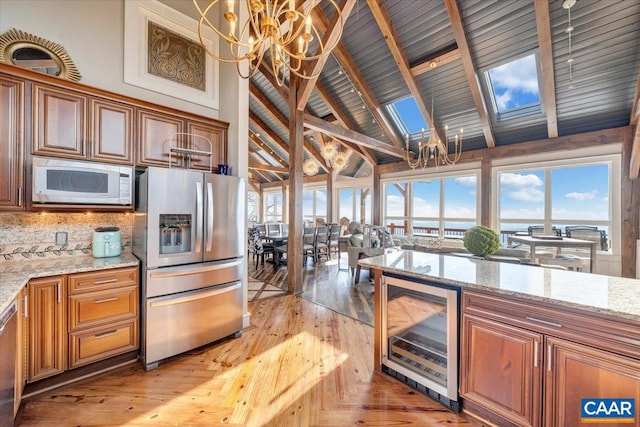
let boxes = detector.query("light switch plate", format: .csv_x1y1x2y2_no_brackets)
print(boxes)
56,232,68,246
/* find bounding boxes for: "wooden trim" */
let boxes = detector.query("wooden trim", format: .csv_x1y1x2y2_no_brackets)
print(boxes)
288,75,304,295
534,0,558,138
444,0,495,148
248,133,288,168
621,126,639,278
248,161,288,173
480,151,491,227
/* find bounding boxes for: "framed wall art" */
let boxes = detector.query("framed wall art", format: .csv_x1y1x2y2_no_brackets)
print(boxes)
124,0,219,109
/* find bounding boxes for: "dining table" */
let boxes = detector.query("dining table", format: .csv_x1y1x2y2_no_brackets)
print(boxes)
507,234,598,272
262,233,289,266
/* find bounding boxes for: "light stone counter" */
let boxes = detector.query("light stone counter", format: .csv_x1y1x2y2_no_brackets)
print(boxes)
0,254,139,314
359,250,640,322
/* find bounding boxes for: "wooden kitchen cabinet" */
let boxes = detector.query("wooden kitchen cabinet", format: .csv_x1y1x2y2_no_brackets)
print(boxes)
460,290,640,427
32,83,134,165
14,288,26,418
137,108,228,171
460,313,542,427
544,337,640,427
27,276,66,383
0,75,25,210
25,267,139,382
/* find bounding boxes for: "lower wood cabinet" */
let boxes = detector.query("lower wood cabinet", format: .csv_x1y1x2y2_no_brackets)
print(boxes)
460,290,640,427
26,266,138,383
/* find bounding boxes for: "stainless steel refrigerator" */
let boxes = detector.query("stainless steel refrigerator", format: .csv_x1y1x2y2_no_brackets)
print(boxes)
133,167,245,370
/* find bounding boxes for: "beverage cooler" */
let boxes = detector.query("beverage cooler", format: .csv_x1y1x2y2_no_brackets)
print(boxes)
381,274,460,411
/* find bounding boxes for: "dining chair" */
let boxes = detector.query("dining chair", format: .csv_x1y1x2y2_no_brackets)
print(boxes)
566,226,609,251
314,225,330,262
328,224,341,258
303,227,317,265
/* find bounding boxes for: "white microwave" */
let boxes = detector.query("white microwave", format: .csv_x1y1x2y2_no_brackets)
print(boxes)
32,157,133,205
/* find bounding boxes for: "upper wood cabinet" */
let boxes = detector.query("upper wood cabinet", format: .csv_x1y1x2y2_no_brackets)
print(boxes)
137,109,228,172
0,75,25,210
32,83,134,165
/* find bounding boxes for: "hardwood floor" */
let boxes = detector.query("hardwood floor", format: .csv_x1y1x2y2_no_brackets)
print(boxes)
249,252,376,325
17,288,476,426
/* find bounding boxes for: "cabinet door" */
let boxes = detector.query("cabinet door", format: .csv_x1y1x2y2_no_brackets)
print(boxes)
544,337,640,427
28,276,66,382
32,84,87,159
0,76,25,210
185,120,227,172
90,98,134,165
460,313,543,427
14,289,26,417
137,109,184,167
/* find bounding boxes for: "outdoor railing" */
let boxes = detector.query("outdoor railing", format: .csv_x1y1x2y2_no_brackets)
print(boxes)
386,223,518,243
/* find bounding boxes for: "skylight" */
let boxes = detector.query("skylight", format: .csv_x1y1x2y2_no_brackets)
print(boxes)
386,96,429,137
485,53,541,120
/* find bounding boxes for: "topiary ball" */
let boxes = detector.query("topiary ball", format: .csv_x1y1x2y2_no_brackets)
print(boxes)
463,226,500,257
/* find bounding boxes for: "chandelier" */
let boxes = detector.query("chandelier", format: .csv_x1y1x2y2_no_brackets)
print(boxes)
193,0,344,85
302,159,319,176
405,125,463,169
331,151,348,171
321,140,339,161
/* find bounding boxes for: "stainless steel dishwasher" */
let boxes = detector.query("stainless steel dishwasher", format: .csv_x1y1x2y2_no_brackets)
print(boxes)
0,302,17,427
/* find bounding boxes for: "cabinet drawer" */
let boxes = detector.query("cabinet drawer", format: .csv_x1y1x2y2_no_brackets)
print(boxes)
462,290,640,360
69,286,138,331
69,267,138,294
69,320,138,369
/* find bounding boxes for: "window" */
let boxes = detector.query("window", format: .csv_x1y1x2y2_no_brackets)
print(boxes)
303,187,327,224
484,53,542,122
496,158,615,251
386,96,429,139
383,173,479,238
339,187,371,225
247,190,258,223
263,191,283,222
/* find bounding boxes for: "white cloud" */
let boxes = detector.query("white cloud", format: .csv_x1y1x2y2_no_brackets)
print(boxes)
385,194,407,217
500,173,544,202
412,197,439,217
490,55,539,95
565,190,598,201
454,176,477,187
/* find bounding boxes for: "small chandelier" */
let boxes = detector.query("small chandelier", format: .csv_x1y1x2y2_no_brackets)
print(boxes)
321,140,339,160
302,159,319,176
193,0,344,86
331,151,348,171
405,125,463,170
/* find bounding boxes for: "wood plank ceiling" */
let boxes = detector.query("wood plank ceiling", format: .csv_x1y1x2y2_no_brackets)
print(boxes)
247,0,640,185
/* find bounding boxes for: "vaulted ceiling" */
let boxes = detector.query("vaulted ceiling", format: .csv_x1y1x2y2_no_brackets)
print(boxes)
224,1,640,185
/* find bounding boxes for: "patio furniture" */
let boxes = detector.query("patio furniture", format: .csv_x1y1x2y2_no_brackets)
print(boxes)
507,234,597,272
566,226,609,251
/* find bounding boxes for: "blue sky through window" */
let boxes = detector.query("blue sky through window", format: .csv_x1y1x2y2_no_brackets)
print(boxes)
390,97,429,135
487,54,540,114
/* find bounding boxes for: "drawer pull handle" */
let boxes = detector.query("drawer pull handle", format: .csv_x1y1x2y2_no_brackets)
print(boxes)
525,316,562,328
95,330,118,338
533,340,539,368
94,297,118,304
94,278,118,285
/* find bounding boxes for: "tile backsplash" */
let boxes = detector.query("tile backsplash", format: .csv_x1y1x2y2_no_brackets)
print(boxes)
0,213,132,261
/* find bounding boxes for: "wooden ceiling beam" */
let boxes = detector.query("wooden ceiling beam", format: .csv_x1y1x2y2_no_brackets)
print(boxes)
368,0,441,142
249,161,289,173
304,113,409,159
410,46,461,77
444,0,496,148
534,0,558,138
250,110,290,153
296,0,357,111
314,9,403,149
250,84,328,170
314,80,377,165
248,180,261,193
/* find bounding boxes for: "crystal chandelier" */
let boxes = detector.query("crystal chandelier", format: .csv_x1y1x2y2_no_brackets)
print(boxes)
405,125,463,169
193,0,344,85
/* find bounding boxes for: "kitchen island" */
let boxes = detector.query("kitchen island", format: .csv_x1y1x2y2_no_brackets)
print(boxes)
359,250,640,426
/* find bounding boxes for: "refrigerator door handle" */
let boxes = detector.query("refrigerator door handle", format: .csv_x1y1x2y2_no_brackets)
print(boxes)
196,181,203,254
148,260,242,279
149,283,241,308
206,182,214,252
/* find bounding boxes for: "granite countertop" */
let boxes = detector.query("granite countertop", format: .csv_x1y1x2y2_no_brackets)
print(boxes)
359,250,640,322
0,253,139,314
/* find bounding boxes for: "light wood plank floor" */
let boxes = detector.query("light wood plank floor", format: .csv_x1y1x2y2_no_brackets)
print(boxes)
249,251,375,325
17,294,476,426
